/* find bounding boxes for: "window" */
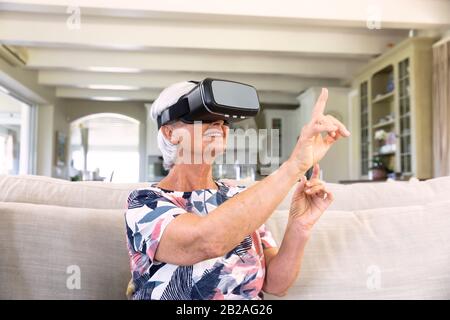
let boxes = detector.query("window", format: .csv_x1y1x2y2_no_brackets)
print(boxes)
0,88,35,175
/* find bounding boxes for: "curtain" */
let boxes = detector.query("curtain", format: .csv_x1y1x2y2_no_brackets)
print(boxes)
432,40,450,177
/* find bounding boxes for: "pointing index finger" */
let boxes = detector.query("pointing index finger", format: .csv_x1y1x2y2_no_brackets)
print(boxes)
312,88,328,118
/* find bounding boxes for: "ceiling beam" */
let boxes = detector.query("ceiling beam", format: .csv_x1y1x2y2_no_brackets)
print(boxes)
0,11,406,56
1,0,449,29
25,48,365,80
56,87,159,101
56,87,299,105
39,70,341,93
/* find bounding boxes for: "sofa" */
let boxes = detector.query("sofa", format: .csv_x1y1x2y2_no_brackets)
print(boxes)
0,174,449,299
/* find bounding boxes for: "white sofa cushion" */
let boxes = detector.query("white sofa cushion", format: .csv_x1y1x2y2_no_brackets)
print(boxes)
265,200,450,299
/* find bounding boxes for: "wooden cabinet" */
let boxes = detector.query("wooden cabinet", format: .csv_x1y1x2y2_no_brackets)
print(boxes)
351,37,435,180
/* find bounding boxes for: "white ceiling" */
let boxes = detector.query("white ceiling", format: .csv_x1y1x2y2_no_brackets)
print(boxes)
0,0,449,105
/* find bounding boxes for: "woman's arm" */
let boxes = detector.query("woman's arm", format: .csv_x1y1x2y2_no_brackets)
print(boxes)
156,88,349,265
262,221,310,296
262,165,334,296
156,160,303,265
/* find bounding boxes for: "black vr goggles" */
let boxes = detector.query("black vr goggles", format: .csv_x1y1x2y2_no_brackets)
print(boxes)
157,78,260,129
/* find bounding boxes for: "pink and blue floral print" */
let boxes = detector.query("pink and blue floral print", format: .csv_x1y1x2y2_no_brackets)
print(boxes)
124,181,277,300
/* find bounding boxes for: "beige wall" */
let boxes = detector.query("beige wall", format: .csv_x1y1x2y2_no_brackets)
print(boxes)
36,104,54,177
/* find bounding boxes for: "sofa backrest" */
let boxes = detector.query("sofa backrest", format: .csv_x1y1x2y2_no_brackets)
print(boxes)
326,177,450,211
1,174,449,299
0,175,147,210
2,175,449,212
272,177,450,212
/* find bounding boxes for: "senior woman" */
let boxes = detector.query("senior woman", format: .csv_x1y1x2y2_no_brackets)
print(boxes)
125,81,350,300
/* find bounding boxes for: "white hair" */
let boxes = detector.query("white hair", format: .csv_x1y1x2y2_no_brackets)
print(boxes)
150,81,197,170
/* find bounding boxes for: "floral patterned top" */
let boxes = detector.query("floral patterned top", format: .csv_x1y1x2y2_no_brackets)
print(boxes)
124,181,277,300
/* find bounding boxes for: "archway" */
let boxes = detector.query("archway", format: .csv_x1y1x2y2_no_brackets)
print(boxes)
69,113,140,182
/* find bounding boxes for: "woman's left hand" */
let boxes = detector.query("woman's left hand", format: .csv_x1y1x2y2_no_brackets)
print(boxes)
289,163,334,233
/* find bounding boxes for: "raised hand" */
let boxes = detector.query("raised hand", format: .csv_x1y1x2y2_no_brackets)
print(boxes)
289,88,351,174
288,164,334,232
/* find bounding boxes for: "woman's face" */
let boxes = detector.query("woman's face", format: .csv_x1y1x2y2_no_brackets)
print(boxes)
163,120,229,165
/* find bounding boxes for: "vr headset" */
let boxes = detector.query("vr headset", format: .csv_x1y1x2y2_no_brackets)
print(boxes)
157,78,260,129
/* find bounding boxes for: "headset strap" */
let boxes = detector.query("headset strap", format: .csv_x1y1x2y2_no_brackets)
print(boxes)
157,80,199,129
157,96,190,129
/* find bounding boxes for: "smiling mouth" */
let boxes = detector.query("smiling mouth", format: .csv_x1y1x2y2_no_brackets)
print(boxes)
203,130,223,138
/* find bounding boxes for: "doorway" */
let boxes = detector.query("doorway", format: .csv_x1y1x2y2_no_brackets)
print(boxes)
69,113,140,182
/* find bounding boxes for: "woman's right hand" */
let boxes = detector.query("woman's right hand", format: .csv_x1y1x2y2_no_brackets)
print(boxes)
288,88,351,174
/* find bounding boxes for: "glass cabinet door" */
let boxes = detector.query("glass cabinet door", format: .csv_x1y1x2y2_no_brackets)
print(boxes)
398,58,412,174
360,81,369,176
